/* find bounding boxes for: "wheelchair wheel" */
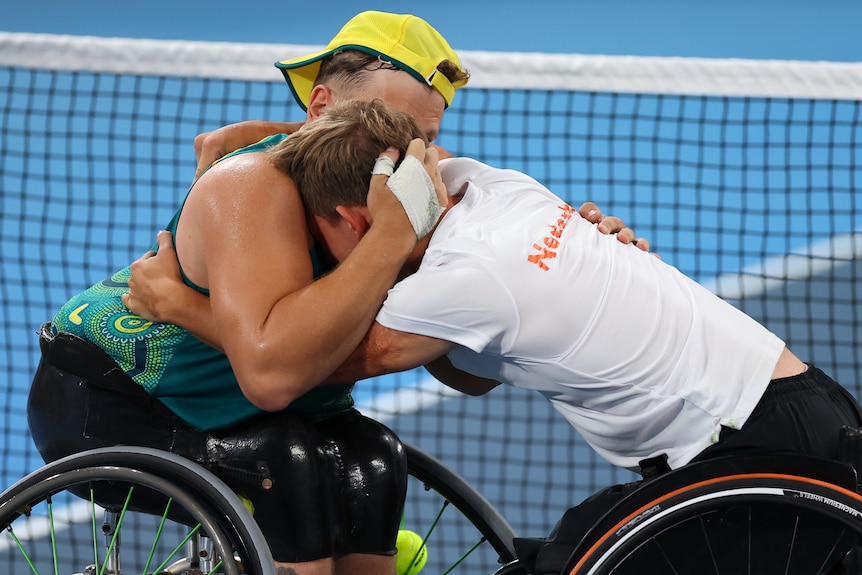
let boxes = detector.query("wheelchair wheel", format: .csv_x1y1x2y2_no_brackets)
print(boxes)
404,443,518,574
0,446,274,575
492,559,531,575
567,472,862,575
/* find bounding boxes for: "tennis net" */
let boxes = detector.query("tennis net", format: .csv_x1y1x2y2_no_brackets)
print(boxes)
2,31,861,546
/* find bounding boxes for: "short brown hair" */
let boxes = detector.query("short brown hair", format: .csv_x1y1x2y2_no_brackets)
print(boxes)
268,99,428,223
316,50,470,104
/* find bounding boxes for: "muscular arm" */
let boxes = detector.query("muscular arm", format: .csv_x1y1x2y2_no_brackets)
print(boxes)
125,193,647,396
126,242,500,395
328,321,501,396
128,149,422,412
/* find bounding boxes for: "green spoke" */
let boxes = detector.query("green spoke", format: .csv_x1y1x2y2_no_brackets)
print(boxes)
150,524,202,575
419,499,448,545
141,497,173,575
0,451,274,575
48,496,58,575
98,485,135,575
441,538,486,575
5,527,40,575
90,488,99,571
419,498,490,574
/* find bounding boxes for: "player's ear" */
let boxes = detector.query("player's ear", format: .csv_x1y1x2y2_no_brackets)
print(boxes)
335,205,370,239
307,85,335,121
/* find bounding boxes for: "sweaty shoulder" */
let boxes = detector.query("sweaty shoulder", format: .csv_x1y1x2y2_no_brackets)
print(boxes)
176,150,308,287
188,152,304,217
201,151,293,188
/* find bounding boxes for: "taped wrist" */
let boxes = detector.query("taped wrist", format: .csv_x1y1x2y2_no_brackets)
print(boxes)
386,155,444,238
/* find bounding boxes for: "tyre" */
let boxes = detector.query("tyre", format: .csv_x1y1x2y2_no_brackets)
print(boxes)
567,472,862,575
404,442,518,574
0,443,517,575
0,446,274,575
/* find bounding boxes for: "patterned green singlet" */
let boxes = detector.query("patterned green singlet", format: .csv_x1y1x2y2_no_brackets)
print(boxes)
50,134,354,430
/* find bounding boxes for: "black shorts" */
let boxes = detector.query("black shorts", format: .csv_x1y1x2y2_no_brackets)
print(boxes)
28,328,407,563
692,364,862,462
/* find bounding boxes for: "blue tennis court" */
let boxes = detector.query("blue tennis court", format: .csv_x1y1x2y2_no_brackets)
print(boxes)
1,5,861,572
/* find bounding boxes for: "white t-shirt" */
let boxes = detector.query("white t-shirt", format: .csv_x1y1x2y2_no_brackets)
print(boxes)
377,157,786,471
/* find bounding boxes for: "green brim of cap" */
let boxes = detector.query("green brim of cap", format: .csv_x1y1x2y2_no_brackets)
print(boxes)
275,45,462,111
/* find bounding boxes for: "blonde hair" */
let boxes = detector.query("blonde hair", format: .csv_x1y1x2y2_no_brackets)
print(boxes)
268,99,428,222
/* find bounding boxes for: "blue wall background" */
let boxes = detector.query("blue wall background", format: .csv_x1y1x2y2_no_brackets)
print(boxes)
4,0,861,61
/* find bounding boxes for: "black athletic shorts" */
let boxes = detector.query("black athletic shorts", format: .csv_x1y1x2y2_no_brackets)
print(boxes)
691,364,862,461
28,325,408,563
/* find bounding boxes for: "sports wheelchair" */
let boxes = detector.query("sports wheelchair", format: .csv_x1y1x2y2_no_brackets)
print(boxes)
4,428,862,575
496,426,862,575
0,443,517,575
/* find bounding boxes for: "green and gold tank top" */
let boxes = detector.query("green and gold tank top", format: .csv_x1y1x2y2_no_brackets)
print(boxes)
51,134,354,430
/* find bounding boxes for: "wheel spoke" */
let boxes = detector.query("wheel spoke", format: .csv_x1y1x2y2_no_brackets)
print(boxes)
404,444,517,574
570,474,862,575
0,456,272,575
150,523,201,575
90,490,99,571
4,526,39,574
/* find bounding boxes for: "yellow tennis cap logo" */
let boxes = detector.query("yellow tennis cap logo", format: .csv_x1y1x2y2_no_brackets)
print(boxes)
275,11,468,111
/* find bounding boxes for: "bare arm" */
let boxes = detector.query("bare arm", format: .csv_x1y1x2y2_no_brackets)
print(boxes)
196,155,418,411
328,321,501,396
195,123,649,249
125,239,500,396
125,141,444,412
126,196,653,335
194,120,305,179
423,355,501,396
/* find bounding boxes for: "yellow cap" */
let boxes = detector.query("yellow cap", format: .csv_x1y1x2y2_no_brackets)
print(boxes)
275,11,468,111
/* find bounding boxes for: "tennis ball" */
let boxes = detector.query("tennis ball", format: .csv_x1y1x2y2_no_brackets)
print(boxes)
395,529,427,575
236,493,255,516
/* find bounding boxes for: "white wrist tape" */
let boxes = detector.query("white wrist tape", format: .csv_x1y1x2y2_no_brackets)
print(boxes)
386,155,444,238
372,156,395,176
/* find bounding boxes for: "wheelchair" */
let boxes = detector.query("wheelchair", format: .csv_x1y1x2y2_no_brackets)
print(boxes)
5,429,862,575
0,443,518,575
496,426,862,575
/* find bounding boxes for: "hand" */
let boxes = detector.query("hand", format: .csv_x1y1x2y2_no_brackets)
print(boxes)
368,139,447,240
193,120,306,180
122,231,188,322
578,201,652,253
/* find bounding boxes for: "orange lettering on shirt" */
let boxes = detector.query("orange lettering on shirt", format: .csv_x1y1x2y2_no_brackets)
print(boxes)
543,236,560,250
527,203,577,271
528,244,557,271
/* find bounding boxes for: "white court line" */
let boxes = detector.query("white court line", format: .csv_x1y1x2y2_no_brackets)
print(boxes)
354,376,464,423
0,499,96,551
700,231,862,300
